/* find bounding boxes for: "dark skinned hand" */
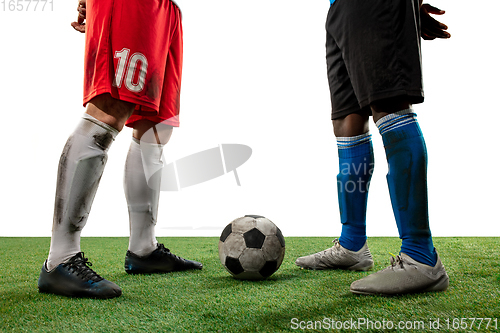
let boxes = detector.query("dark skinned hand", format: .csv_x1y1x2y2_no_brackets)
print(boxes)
70,0,86,33
420,3,451,40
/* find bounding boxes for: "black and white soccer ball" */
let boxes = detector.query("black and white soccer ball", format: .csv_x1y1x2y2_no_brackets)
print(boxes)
218,215,286,280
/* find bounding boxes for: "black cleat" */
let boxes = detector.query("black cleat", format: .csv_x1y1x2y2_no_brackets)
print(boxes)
38,252,122,299
124,243,203,274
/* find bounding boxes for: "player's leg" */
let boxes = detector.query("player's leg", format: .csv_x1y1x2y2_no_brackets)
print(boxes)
123,119,202,274
124,120,172,257
39,0,141,298
333,112,373,253
295,8,374,271
40,94,134,298
295,119,376,271
296,112,375,271
344,0,448,295
47,95,134,269
373,98,436,265
120,0,201,273
349,100,449,295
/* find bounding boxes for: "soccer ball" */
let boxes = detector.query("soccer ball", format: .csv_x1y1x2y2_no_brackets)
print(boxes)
218,215,286,280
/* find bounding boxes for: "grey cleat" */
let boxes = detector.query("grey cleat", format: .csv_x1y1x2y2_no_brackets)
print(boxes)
295,239,374,271
350,253,449,296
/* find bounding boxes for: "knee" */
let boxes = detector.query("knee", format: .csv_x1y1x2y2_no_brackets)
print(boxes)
132,120,173,144
86,94,136,131
333,111,370,137
370,96,411,123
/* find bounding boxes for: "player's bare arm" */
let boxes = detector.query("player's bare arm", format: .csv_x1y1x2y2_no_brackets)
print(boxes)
71,0,86,33
420,3,451,40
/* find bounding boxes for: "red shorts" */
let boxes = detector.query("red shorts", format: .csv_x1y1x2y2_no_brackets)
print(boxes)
83,0,183,127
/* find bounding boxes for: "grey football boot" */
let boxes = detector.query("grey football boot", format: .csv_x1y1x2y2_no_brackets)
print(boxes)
350,253,449,296
295,239,374,271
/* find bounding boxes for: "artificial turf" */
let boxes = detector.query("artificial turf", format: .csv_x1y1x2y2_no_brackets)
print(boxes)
0,237,499,332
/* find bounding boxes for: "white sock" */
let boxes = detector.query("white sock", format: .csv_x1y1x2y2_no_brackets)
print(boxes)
47,114,118,270
124,138,164,256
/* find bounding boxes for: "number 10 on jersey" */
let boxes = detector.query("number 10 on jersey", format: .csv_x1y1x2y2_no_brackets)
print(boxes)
113,48,148,93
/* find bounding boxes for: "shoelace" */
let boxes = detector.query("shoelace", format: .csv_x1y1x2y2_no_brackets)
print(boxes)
156,244,183,261
323,239,341,254
62,252,104,282
389,254,405,269
318,239,343,260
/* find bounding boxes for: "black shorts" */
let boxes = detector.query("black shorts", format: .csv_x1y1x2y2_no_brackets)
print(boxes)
326,0,424,120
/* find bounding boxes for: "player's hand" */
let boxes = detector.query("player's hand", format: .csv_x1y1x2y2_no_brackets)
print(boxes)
420,3,450,40
71,0,86,33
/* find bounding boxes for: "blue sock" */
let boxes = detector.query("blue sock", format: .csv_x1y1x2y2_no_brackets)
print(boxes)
376,109,437,266
337,133,374,252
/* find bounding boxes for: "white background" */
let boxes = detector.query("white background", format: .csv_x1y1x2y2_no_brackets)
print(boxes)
0,0,498,238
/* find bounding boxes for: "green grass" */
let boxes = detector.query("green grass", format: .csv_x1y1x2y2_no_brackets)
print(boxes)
0,237,499,332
